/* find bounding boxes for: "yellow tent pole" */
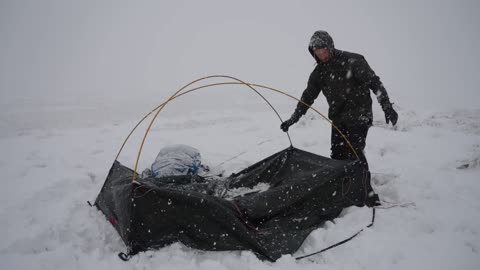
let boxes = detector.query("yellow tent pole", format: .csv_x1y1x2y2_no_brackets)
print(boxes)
123,76,359,183
132,75,281,182
114,76,226,161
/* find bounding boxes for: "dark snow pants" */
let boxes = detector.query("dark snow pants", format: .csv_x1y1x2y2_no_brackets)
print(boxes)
330,123,380,206
330,124,370,166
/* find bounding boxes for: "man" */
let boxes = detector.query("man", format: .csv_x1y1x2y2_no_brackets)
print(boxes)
281,30,398,163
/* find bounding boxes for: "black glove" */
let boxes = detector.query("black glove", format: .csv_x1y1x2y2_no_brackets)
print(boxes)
382,103,398,126
280,111,301,132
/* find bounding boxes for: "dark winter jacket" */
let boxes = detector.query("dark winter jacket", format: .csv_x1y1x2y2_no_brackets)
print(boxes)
295,31,392,126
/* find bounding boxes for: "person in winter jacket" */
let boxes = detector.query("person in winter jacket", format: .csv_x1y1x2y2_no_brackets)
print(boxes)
281,30,398,162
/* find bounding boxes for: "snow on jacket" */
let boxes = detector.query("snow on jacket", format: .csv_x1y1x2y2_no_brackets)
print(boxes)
295,31,392,126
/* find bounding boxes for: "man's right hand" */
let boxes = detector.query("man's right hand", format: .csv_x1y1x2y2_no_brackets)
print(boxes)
280,119,294,132
280,112,301,132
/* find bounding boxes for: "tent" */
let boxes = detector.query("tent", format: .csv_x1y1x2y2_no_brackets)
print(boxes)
93,75,379,261
95,147,378,261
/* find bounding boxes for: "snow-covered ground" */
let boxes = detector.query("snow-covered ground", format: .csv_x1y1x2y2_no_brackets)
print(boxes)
1,1,479,269
0,92,479,269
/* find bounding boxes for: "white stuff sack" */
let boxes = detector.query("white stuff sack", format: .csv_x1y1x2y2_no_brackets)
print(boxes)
151,144,202,178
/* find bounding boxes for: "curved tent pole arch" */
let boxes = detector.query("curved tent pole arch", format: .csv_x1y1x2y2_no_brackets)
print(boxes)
112,75,360,183
115,75,294,161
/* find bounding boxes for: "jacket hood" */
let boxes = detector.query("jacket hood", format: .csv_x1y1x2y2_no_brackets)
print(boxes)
308,31,335,61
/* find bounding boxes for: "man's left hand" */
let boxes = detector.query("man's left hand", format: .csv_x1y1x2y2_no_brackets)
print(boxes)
384,105,398,126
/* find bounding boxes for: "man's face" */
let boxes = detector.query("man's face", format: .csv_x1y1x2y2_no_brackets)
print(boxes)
314,48,331,63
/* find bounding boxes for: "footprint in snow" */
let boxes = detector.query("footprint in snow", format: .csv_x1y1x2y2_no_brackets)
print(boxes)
33,163,48,168
466,241,479,254
456,153,480,170
91,149,104,155
371,172,398,186
88,172,96,183
371,172,400,202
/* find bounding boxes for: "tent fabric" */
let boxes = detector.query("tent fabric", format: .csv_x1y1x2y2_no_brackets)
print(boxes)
95,147,379,261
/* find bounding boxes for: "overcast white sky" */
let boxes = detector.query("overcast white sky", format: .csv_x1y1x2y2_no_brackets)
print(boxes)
1,0,479,116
